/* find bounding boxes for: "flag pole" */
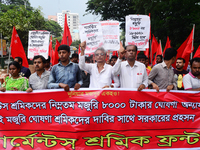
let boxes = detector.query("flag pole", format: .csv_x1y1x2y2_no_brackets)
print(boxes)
191,24,195,59
7,46,11,74
159,40,163,52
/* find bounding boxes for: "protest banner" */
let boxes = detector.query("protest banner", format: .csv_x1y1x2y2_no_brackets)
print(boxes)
79,22,104,54
126,15,150,51
27,30,50,59
0,89,200,149
101,21,120,51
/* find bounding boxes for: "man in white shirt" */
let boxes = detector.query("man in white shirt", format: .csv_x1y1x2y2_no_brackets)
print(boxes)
79,41,119,88
112,45,148,91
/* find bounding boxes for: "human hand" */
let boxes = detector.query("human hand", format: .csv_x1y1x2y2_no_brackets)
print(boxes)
166,84,174,92
152,83,159,93
137,84,145,91
59,83,70,92
74,83,81,90
26,88,33,92
0,87,6,92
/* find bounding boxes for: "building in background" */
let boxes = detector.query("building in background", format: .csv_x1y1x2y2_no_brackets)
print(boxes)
57,10,80,41
48,15,57,22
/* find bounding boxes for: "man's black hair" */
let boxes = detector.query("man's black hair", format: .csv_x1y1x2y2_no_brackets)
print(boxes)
15,57,23,63
137,54,147,60
190,57,200,67
157,55,163,60
164,48,177,60
57,44,70,53
72,53,79,59
177,57,186,63
33,55,46,64
125,45,138,52
111,55,118,60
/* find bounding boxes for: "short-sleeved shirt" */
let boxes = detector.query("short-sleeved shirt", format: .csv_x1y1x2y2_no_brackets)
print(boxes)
183,72,200,90
29,70,50,90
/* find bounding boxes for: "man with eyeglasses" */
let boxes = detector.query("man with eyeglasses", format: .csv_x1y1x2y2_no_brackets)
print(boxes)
112,45,148,91
79,41,119,88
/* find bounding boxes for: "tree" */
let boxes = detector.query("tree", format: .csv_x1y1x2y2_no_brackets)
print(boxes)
45,20,62,37
70,40,81,49
0,6,46,51
86,0,200,50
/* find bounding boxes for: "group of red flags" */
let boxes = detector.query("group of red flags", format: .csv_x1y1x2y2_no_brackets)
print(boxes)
10,14,72,67
49,14,72,65
10,14,200,69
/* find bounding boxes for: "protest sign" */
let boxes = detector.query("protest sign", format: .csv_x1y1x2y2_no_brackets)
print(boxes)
79,22,104,54
126,15,150,51
28,30,50,59
101,21,120,51
0,89,200,149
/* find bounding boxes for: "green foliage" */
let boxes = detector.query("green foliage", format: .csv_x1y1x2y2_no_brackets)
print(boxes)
45,20,62,37
86,0,200,50
70,40,81,49
0,6,46,51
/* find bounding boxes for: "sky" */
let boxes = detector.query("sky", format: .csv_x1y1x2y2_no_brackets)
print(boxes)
29,0,100,24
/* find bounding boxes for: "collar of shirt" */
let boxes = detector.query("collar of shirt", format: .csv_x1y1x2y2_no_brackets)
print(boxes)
189,72,196,78
58,61,73,67
95,63,107,73
161,61,172,69
36,70,48,78
125,60,139,68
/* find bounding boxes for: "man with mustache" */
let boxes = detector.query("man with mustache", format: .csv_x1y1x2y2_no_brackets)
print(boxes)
183,57,200,91
26,55,50,92
48,45,82,91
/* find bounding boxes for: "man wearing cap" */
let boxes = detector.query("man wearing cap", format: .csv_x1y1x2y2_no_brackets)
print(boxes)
48,45,83,91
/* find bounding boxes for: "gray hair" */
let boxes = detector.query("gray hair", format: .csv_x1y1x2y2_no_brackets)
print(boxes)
94,47,106,55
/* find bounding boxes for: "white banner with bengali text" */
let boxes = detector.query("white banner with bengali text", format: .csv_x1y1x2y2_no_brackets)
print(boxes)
28,30,50,59
125,15,150,51
101,21,120,51
79,22,104,54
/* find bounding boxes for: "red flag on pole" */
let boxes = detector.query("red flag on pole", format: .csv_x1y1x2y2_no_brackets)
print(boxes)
48,35,54,64
61,14,72,46
193,45,200,58
152,41,163,65
53,39,60,65
144,48,149,58
150,35,159,64
172,28,194,70
10,26,29,68
163,36,171,56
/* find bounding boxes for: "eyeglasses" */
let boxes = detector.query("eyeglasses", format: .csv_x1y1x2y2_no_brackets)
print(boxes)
127,50,137,52
95,53,105,56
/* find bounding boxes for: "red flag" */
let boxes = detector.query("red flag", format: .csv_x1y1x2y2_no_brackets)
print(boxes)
10,26,29,68
172,28,194,70
48,35,54,65
144,48,149,58
51,50,55,65
150,35,159,64
61,14,72,46
48,35,53,57
78,44,81,54
152,41,163,65
163,36,171,56
53,39,60,65
194,45,200,58
112,51,118,57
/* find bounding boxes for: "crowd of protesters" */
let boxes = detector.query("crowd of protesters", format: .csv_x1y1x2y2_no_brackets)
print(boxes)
0,41,200,92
